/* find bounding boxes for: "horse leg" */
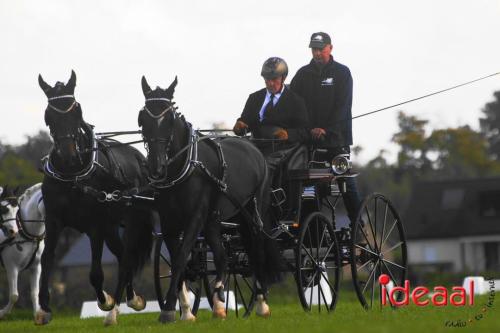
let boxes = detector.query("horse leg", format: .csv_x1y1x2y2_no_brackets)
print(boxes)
88,230,115,312
204,220,227,319
159,214,205,324
178,281,195,321
29,257,42,320
0,261,19,319
35,218,61,325
254,280,271,318
105,225,145,315
157,230,180,323
238,205,273,318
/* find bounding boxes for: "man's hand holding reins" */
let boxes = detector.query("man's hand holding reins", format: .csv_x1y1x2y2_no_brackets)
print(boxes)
233,120,249,136
273,128,289,140
311,128,326,140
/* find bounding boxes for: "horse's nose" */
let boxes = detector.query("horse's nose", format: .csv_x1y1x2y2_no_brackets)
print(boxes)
7,228,17,238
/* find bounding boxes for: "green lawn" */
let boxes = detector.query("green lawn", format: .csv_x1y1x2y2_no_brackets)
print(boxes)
0,294,497,333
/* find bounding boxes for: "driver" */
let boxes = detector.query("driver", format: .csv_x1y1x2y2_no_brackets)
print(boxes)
233,57,310,188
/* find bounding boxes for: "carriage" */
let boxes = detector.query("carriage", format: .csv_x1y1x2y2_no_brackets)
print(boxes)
152,136,408,317
33,72,407,324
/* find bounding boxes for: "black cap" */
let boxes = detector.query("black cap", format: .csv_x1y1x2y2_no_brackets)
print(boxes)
309,32,331,48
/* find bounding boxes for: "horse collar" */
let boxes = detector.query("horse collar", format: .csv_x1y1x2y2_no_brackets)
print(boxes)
42,129,99,182
149,125,198,189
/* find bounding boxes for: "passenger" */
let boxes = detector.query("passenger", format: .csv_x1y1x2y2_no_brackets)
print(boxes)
290,32,362,225
233,57,309,217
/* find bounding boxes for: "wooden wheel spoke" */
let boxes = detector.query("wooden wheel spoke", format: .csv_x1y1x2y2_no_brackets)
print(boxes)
365,206,379,251
381,220,398,248
382,241,403,255
380,202,389,249
355,244,379,257
301,243,318,264
318,223,328,250
382,258,405,270
304,270,319,291
358,225,377,253
319,285,330,312
320,241,336,263
357,258,374,272
319,271,337,297
361,259,379,294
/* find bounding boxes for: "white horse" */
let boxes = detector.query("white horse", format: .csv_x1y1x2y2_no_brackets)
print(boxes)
0,186,19,245
0,183,45,320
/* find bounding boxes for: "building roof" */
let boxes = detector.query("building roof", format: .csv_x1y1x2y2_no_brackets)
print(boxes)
404,177,500,240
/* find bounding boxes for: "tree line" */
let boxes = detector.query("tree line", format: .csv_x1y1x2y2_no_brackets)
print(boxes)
356,90,500,212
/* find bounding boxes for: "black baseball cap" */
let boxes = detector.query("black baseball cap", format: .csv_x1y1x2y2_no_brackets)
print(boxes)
309,32,331,48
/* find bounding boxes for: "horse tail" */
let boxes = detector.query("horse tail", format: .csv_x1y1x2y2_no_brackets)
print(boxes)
122,207,156,276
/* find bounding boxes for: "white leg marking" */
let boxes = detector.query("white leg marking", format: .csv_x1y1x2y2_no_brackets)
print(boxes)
103,305,119,326
212,281,226,319
179,282,196,321
255,294,271,318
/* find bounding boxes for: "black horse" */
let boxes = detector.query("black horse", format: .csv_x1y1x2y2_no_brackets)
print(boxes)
36,71,153,326
138,76,282,323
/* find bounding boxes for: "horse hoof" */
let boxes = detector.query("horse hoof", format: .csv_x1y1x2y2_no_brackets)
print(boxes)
34,310,52,325
103,307,119,326
256,309,271,318
180,311,196,322
158,310,176,323
127,294,146,311
212,307,227,319
98,292,115,312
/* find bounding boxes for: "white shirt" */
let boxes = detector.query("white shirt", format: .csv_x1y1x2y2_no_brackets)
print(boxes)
259,84,285,122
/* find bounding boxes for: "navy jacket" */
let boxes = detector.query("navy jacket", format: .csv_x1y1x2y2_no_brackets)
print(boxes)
238,86,310,144
290,57,353,148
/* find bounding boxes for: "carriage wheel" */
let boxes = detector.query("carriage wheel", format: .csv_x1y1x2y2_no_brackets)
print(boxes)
350,193,408,309
295,211,341,312
153,236,203,315
203,259,256,318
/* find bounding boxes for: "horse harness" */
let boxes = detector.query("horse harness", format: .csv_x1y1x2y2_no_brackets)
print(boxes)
0,198,45,271
144,110,269,234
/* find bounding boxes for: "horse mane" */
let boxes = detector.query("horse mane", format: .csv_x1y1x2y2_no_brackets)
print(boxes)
18,183,42,206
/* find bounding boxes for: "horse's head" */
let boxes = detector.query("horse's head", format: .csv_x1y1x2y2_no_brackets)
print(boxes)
0,186,19,242
137,76,178,180
39,70,85,167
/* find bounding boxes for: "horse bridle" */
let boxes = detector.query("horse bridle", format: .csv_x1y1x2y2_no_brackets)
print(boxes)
44,95,99,182
47,94,78,114
0,198,18,239
141,98,178,165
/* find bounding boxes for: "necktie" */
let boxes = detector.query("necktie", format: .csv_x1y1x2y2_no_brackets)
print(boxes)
263,94,274,120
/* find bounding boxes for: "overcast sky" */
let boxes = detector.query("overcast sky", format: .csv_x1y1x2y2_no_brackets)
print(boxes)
1,0,499,163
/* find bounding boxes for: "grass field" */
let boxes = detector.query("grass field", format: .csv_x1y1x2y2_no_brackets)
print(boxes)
0,293,497,333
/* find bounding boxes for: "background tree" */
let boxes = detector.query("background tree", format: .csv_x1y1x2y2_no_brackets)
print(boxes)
426,126,500,178
479,91,500,161
392,111,431,176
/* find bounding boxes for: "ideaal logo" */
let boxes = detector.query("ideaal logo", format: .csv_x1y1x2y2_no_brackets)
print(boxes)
378,274,474,306
378,274,496,328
